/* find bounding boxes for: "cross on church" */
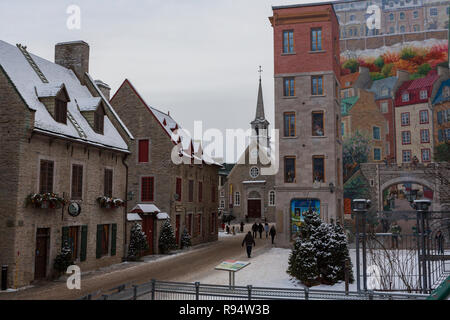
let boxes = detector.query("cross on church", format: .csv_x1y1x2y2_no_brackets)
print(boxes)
258,65,263,79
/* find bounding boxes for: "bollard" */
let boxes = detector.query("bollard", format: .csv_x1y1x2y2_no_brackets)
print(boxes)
1,265,7,291
247,285,252,300
151,279,156,300
345,260,350,295
133,285,138,300
195,282,200,300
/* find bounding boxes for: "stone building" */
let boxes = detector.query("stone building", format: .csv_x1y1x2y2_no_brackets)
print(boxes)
340,67,372,99
0,40,133,288
423,0,450,31
334,0,383,38
342,89,388,162
394,70,439,163
382,0,425,34
218,78,276,223
431,75,450,147
110,79,220,253
368,70,410,161
270,3,344,246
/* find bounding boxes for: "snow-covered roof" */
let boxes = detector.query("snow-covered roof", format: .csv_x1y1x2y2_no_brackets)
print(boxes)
0,40,131,152
157,212,170,220
130,204,161,214
127,213,142,222
76,97,102,112
243,180,267,184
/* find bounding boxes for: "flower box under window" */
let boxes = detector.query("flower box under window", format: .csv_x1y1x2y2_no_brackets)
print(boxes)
97,196,125,209
26,193,68,209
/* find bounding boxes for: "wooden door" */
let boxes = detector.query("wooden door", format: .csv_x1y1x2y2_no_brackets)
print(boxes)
34,228,50,280
248,200,261,218
141,215,154,255
175,215,180,246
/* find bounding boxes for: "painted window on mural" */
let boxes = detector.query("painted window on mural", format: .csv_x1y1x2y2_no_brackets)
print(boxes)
283,30,294,53
402,131,411,144
419,110,429,124
284,157,296,183
291,199,320,238
420,129,430,143
401,112,410,126
421,149,431,162
284,112,295,137
284,78,295,97
234,192,240,206
311,76,323,95
373,126,381,140
311,28,322,51
374,148,381,161
402,150,412,163
313,156,325,183
312,111,324,136
269,191,275,206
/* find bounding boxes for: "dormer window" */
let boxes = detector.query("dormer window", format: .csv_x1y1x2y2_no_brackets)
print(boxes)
402,92,410,102
94,106,104,134
420,90,428,100
55,98,67,124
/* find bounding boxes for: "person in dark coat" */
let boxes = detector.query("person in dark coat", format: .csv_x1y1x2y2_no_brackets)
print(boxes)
269,225,276,244
251,223,258,238
242,231,256,258
258,223,264,239
240,221,245,233
435,230,444,254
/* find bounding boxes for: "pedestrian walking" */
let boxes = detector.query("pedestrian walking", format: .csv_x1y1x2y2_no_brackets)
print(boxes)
242,231,256,258
269,225,276,244
264,222,269,239
435,230,444,254
258,222,264,239
226,225,230,234
232,226,236,235
240,221,245,233
390,222,401,249
251,223,258,239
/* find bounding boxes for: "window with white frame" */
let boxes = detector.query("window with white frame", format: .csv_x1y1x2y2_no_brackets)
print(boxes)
269,191,275,206
421,149,431,162
219,199,225,209
220,189,225,197
380,102,388,113
234,192,241,206
420,90,428,100
249,167,260,178
401,113,410,126
419,110,429,124
402,93,409,102
421,129,430,143
402,150,411,162
402,131,411,144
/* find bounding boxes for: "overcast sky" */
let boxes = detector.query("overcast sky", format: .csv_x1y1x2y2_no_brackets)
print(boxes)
1,0,336,161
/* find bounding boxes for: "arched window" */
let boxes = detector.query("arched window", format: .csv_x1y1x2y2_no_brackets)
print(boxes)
269,191,275,206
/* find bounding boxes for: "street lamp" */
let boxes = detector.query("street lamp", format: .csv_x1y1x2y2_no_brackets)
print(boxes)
352,198,371,292
413,199,431,293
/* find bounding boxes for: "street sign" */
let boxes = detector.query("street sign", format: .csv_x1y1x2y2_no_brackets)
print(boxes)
215,260,250,288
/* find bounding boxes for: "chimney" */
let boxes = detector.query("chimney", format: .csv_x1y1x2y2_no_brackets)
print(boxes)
437,65,449,77
396,69,409,82
55,40,89,85
95,80,111,100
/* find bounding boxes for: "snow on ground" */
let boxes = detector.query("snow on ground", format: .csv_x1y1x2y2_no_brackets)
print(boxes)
195,247,358,291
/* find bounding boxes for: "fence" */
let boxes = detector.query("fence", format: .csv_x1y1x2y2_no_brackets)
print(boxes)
350,209,450,293
79,279,429,301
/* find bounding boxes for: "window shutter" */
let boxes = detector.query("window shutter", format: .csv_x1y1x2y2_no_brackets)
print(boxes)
138,140,149,163
80,225,88,262
96,225,103,259
62,226,69,249
111,224,117,256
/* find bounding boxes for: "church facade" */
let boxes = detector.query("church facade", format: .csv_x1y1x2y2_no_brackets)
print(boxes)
219,78,276,223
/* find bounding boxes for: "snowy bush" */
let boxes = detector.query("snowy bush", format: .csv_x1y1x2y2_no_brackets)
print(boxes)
53,241,74,275
180,228,192,249
127,223,149,261
159,219,178,254
287,210,354,287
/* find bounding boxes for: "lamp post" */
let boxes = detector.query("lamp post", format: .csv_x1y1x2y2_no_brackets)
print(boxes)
413,199,431,293
352,199,371,292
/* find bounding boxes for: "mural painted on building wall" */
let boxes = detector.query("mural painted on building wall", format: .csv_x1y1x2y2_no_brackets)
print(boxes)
290,199,321,238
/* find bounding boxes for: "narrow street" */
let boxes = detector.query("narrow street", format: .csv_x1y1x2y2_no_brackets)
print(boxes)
0,225,274,300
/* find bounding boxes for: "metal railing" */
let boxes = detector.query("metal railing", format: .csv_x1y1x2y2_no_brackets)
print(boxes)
79,279,429,301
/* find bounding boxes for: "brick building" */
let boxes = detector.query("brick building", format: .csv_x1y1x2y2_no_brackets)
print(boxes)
382,0,425,34
110,80,220,253
270,3,344,246
0,40,133,288
218,78,276,223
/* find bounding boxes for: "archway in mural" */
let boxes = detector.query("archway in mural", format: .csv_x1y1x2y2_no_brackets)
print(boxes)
290,199,320,238
380,180,434,233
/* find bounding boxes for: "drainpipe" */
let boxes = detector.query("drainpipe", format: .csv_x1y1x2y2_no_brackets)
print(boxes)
122,153,129,261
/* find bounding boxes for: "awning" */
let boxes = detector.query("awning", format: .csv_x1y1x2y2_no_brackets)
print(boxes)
157,212,170,220
130,204,161,214
127,213,143,222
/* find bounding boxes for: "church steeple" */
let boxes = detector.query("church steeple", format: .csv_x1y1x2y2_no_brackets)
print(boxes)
251,67,270,145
